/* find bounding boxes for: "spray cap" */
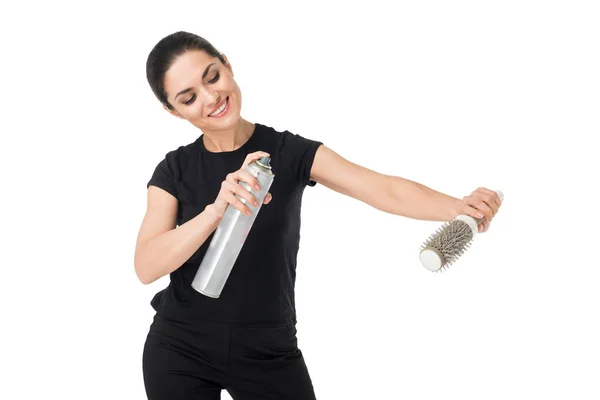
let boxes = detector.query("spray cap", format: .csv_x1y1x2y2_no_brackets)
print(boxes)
257,156,272,169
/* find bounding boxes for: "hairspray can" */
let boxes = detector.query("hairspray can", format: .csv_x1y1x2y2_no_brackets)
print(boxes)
191,157,275,298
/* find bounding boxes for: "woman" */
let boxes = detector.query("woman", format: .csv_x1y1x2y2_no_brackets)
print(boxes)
136,31,501,400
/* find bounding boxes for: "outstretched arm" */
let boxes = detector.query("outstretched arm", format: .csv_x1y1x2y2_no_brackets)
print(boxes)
310,145,501,231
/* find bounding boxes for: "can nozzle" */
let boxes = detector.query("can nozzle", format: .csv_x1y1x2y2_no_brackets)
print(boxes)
257,156,271,168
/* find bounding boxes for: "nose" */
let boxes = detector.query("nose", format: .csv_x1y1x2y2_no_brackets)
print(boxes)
199,88,219,107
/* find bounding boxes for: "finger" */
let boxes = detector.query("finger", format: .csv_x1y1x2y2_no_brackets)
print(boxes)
478,195,499,217
225,172,238,184
236,169,261,191
227,170,260,191
223,181,259,207
478,218,489,233
477,187,503,209
223,190,252,216
466,195,494,221
263,192,272,204
242,151,270,168
483,219,491,233
462,196,485,218
462,203,485,220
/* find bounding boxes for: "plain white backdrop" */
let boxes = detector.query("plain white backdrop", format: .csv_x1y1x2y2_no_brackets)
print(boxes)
1,1,599,399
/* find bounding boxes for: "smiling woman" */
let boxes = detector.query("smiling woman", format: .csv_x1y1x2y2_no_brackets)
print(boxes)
146,36,245,144
135,31,502,400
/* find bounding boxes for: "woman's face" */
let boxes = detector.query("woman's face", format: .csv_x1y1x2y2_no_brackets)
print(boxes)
163,50,242,131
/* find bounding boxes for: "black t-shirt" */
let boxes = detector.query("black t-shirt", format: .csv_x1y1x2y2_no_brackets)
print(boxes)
146,123,323,328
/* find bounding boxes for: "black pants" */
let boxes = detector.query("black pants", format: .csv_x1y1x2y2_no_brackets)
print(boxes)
143,314,317,399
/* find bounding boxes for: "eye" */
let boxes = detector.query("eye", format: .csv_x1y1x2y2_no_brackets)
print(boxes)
183,94,196,105
208,72,220,84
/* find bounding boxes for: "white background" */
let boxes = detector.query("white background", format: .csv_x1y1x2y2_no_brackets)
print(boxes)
1,1,599,399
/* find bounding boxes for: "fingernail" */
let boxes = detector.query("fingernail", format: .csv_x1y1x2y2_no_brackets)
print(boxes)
477,213,484,218
255,185,261,191
246,210,252,216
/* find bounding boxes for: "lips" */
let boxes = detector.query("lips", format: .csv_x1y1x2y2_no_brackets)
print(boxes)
208,96,229,117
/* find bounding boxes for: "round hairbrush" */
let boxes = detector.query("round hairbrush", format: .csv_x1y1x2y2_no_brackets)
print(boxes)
419,190,504,272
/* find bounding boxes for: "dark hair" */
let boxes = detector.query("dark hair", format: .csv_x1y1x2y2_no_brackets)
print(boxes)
146,31,226,110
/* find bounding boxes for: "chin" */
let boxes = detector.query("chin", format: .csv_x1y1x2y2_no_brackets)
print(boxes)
194,113,239,132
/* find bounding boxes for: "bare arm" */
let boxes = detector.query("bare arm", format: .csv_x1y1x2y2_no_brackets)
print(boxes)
134,151,273,284
133,186,222,285
310,145,501,226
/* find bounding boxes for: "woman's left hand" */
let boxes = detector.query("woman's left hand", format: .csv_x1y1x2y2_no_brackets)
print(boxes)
454,188,503,233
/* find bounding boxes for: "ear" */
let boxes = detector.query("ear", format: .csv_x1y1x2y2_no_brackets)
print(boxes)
221,54,233,76
163,104,184,119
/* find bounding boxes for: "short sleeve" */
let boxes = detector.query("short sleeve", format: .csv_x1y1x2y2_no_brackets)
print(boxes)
147,156,178,198
280,131,323,187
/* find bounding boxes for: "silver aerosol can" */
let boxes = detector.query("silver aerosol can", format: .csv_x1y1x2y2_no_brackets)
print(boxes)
191,157,275,298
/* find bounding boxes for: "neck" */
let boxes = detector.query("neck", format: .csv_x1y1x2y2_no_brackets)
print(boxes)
202,118,254,152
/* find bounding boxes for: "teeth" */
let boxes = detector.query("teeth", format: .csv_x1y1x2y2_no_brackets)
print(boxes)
209,98,228,116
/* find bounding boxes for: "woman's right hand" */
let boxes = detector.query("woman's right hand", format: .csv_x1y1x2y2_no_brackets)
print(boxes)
206,151,273,219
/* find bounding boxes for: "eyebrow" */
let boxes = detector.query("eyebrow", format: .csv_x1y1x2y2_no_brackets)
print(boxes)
174,62,217,101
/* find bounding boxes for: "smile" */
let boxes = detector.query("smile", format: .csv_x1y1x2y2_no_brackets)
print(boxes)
208,97,230,117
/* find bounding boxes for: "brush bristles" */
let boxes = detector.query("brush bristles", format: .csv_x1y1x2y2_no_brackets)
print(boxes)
420,219,475,271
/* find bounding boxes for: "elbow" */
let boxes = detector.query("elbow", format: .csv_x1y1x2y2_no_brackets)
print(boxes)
137,272,155,285
134,264,154,285
134,255,157,285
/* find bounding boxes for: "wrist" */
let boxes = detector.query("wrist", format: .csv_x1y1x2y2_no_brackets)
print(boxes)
204,203,224,222
448,197,462,220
